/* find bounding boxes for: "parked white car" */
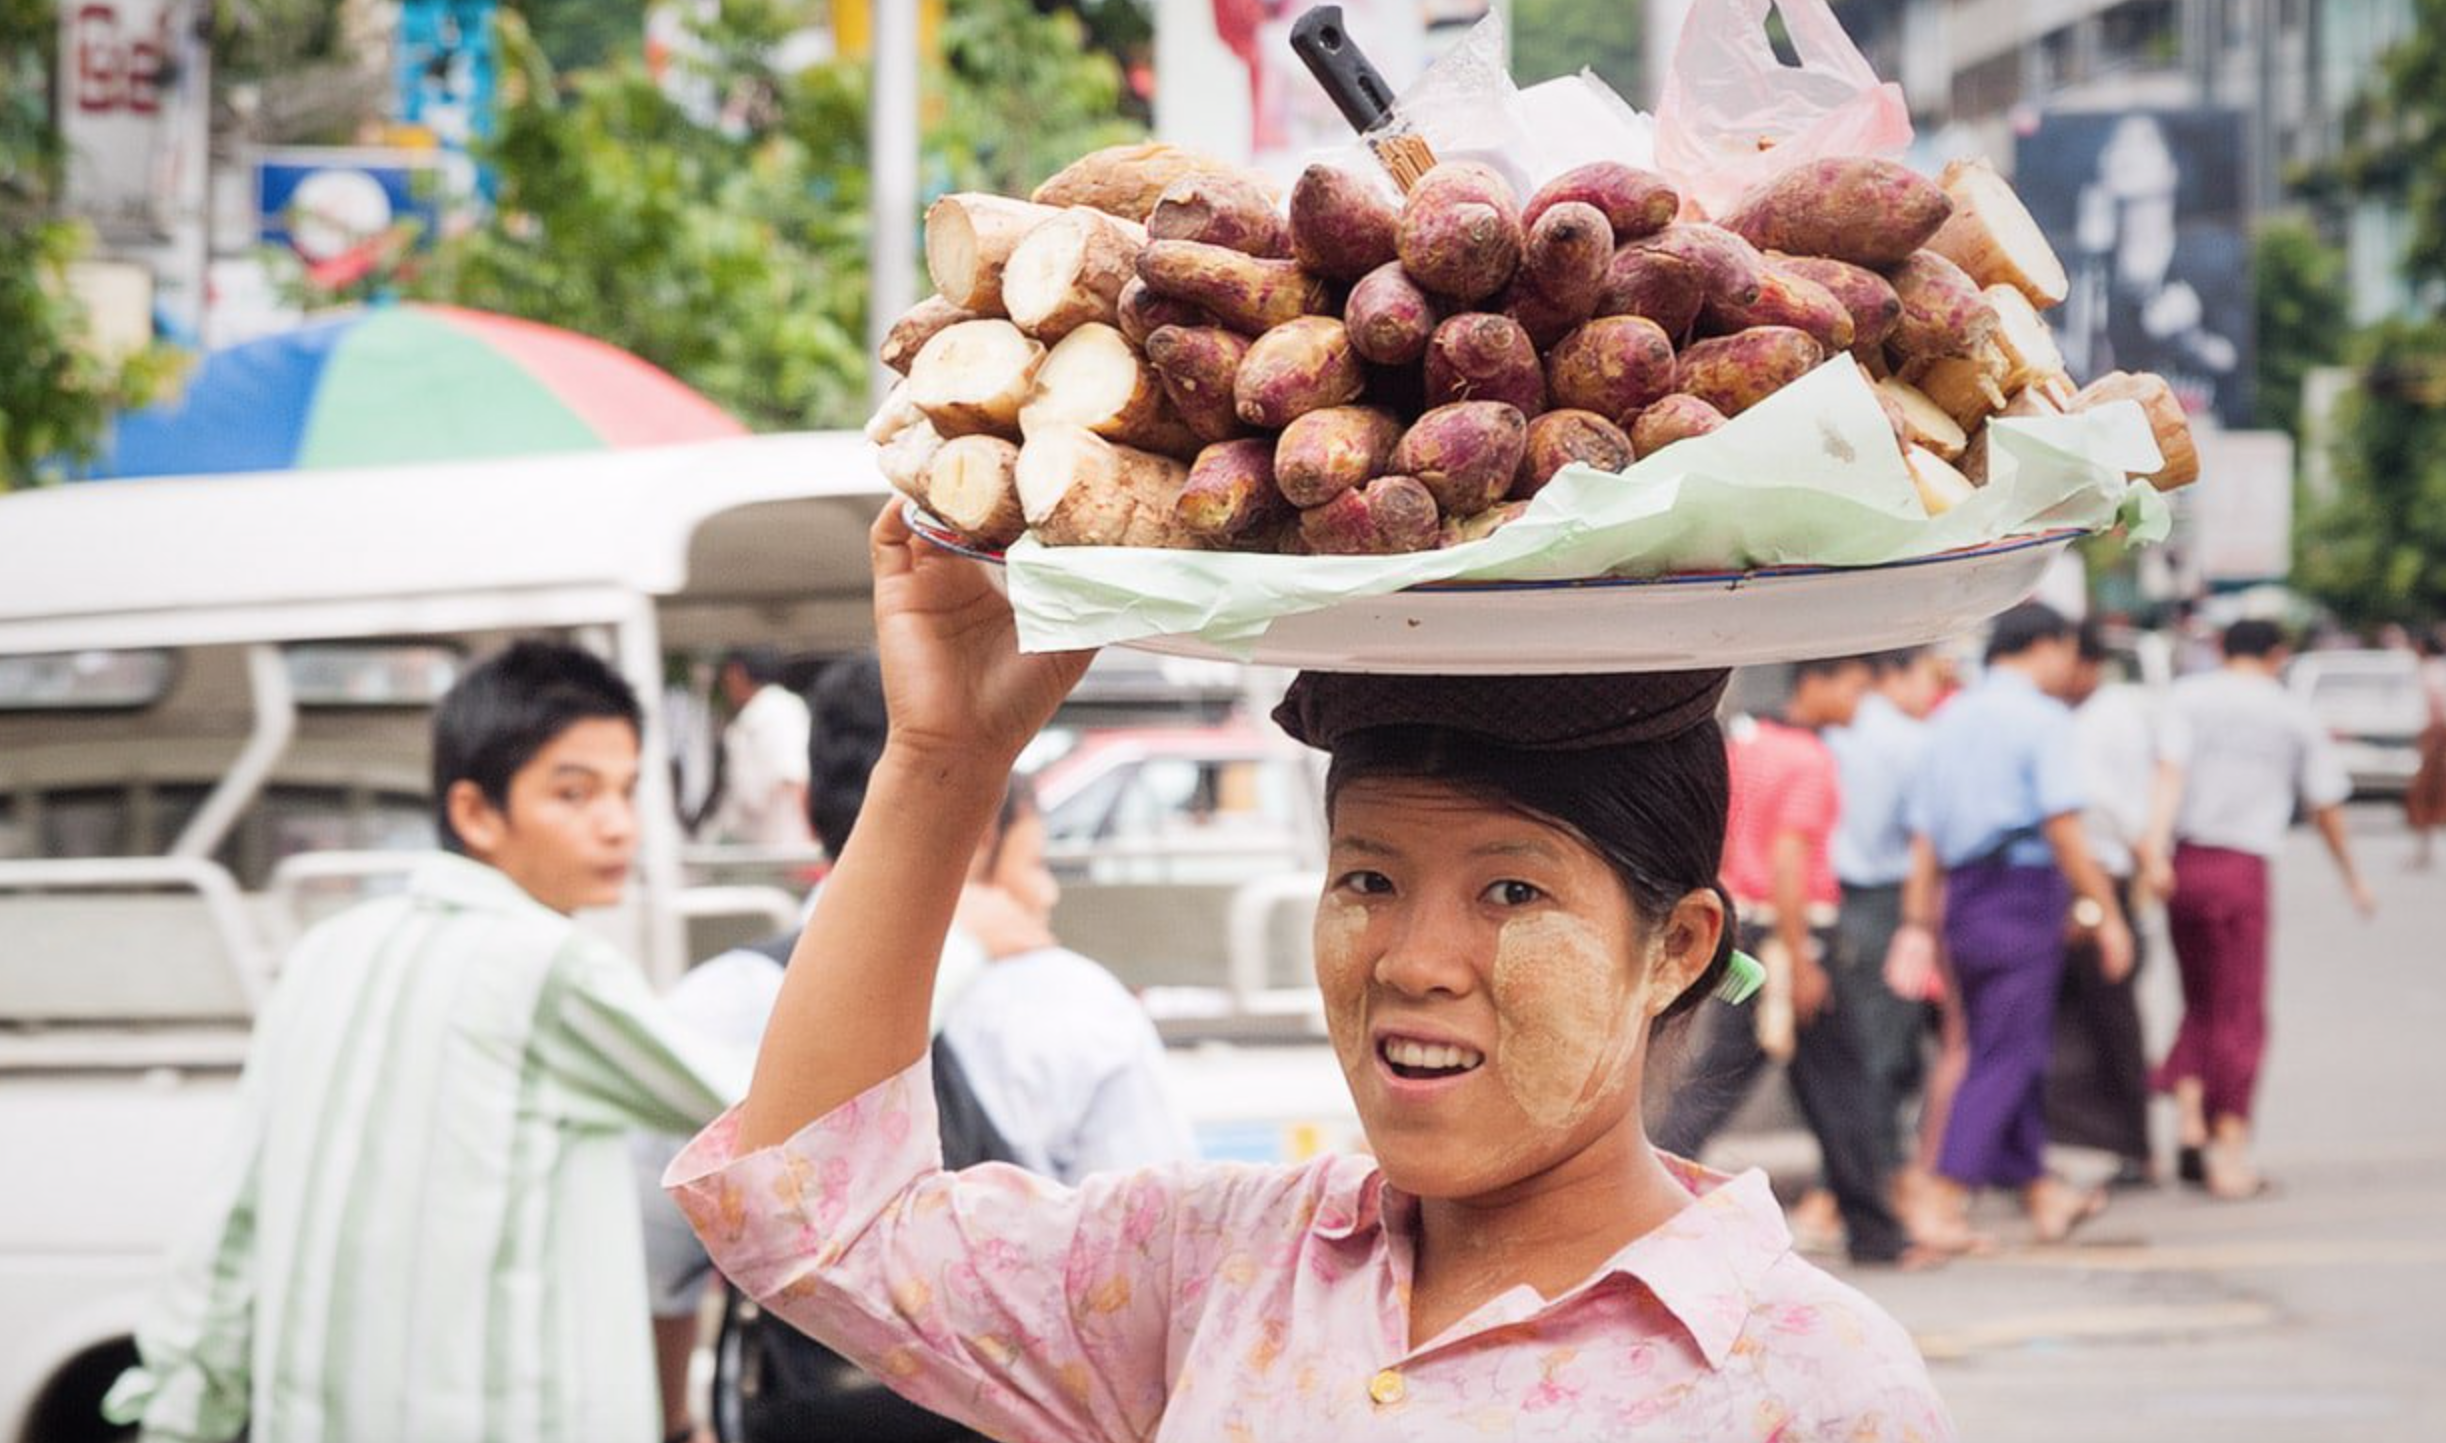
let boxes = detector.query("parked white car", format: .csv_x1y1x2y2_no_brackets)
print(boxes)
0,436,1353,1440
2288,649,2428,797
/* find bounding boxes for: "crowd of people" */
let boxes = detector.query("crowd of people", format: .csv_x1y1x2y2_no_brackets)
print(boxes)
1664,602,2391,1267
99,592,2433,1442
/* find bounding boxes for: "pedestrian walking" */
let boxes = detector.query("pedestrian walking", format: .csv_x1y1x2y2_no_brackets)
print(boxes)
2049,623,2185,1188
1657,657,1918,1266
702,646,816,847
1898,604,2131,1246
662,505,1952,1441
106,641,742,1443
2159,619,2375,1199
1826,648,1948,1191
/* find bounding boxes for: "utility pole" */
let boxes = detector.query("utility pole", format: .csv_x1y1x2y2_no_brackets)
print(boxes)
866,0,921,410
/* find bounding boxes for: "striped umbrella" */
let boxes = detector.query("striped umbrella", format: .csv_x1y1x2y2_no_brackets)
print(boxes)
93,303,746,477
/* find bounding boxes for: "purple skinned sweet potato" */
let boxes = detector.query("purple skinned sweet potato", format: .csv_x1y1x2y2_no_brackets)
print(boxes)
1721,157,1953,269
1424,312,1545,415
1524,162,1679,242
1886,250,2000,361
1520,201,1612,317
1273,405,1405,509
1148,171,1290,258
1543,315,1678,425
1299,474,1442,554
1771,254,1902,357
1592,245,1707,338
1396,162,1523,303
1619,223,1767,310
1233,316,1366,429
1343,261,1441,366
1394,400,1528,515
1672,326,1825,417
1515,408,1634,498
1288,164,1402,281
1176,437,1290,540
1629,394,1728,457
1700,264,1856,355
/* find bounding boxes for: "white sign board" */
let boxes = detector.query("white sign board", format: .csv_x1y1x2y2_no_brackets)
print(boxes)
57,0,210,334
2189,428,2294,584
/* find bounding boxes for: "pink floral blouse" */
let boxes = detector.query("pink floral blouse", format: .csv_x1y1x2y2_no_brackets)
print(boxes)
667,1058,1953,1442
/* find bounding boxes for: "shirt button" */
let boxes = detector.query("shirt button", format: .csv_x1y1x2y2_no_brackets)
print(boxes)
1368,1369,1406,1406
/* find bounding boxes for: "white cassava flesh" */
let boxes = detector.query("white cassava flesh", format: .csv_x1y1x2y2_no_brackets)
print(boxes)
905,319,1045,439
1926,159,2069,309
1910,343,2011,432
1020,323,1200,458
864,380,923,445
1016,426,1194,548
1907,444,1979,516
926,435,1026,548
881,297,977,374
1876,376,1968,461
925,194,1062,315
1984,284,2067,393
875,417,945,507
2075,370,2200,490
1004,209,1146,342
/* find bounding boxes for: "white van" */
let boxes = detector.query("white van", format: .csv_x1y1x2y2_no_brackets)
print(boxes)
0,436,1347,1441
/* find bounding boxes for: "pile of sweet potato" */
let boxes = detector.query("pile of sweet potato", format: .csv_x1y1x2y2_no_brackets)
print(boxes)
868,141,2198,556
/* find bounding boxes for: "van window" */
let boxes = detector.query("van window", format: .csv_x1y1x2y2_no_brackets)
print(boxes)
0,650,175,710
285,643,464,706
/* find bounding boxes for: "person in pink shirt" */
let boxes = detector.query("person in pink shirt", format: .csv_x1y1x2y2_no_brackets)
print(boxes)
665,505,1952,1441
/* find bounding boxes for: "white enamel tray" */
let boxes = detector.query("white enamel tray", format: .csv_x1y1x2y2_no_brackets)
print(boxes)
909,513,2079,674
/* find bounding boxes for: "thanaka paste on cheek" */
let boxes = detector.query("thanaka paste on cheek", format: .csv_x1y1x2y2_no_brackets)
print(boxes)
1489,912,1650,1131
1314,896,1373,1078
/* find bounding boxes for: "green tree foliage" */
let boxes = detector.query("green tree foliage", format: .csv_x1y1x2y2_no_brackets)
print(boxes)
0,0,184,488
2294,319,2446,628
2250,218,2349,441
414,0,1139,431
2289,6,2446,625
1509,0,1645,101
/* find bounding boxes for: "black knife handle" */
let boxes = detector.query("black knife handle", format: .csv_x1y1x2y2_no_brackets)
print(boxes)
1290,6,1398,135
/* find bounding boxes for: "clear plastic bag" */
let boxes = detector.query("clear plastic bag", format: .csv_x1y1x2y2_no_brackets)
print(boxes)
1652,0,1913,219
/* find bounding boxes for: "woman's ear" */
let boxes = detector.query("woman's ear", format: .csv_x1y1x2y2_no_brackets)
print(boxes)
447,779,505,860
1645,887,1726,1017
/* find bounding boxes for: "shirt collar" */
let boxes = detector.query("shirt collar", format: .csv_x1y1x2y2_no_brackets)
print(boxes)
408,851,560,916
1987,666,2043,698
1314,1154,1788,1370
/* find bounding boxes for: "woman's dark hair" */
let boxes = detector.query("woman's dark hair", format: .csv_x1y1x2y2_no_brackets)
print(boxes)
2222,618,2286,659
1323,720,1734,1026
432,639,642,851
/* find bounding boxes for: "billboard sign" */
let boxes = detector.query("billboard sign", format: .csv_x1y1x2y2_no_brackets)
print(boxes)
2015,109,2254,428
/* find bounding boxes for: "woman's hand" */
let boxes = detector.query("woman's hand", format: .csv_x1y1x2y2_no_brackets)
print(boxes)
870,500,1094,772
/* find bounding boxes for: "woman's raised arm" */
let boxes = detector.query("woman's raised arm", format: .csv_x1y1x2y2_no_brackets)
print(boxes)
736,501,1093,1152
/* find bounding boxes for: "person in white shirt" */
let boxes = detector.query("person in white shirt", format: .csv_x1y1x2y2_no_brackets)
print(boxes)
2157,620,2374,1200
702,648,815,847
943,773,1200,1183
635,654,1191,1441
2052,624,2185,1188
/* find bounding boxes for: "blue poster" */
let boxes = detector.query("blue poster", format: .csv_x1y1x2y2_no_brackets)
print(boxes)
257,148,448,259
395,0,499,151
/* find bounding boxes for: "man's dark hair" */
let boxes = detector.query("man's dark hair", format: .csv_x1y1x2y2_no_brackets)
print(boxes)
1325,722,1735,1029
1793,653,1875,682
1986,602,2074,662
2076,619,2109,663
806,653,889,854
1867,646,1927,674
432,640,642,851
722,646,788,688
2222,618,2286,659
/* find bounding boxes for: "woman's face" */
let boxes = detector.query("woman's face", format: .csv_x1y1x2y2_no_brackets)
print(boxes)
1316,777,1716,1201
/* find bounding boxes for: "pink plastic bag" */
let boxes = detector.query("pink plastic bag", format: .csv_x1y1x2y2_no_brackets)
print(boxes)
1652,0,1914,221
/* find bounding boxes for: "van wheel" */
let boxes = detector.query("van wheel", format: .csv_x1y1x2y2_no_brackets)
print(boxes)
23,1340,138,1443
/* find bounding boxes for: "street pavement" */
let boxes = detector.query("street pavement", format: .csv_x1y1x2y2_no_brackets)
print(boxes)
1707,804,2446,1441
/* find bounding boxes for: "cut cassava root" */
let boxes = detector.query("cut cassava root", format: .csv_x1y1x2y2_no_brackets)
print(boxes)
925,436,1026,548
906,319,1046,440
1021,323,1201,459
1016,426,1195,548
1003,208,1145,343
924,194,1061,316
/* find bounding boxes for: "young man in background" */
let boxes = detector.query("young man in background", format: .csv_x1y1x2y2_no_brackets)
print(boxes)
108,641,740,1443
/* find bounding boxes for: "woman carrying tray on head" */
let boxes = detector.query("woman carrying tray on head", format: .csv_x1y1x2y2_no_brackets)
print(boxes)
665,503,1953,1441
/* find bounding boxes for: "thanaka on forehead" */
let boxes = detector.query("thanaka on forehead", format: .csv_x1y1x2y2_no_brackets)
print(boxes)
1331,832,1574,864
